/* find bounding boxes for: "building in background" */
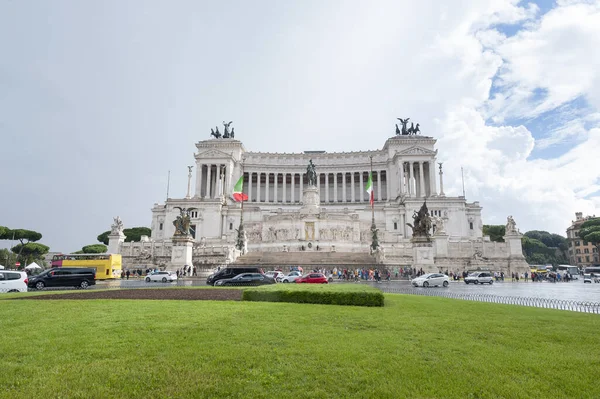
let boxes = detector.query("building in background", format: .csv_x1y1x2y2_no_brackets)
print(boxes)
567,212,599,267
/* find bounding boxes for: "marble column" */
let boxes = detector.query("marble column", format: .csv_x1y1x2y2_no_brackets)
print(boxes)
399,163,404,196
351,172,355,202
429,161,437,197
419,162,426,197
299,173,303,196
256,172,261,202
325,173,329,203
409,162,414,197
291,174,295,203
274,173,278,202
283,173,287,203
265,172,270,202
359,172,364,202
377,171,382,201
248,172,253,202
342,172,347,202
196,164,203,198
334,173,338,202
206,164,212,199
439,165,445,197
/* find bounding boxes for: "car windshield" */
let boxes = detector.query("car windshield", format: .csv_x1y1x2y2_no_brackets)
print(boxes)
419,273,434,278
468,273,480,277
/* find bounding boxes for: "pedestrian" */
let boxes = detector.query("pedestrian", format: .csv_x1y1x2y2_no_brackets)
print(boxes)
125,269,130,280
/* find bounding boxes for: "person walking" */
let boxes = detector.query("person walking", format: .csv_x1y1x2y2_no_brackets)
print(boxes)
125,269,130,280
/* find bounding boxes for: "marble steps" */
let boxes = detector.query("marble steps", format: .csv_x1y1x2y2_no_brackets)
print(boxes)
233,251,376,266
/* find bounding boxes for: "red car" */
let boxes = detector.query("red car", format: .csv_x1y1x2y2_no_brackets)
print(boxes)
295,273,328,284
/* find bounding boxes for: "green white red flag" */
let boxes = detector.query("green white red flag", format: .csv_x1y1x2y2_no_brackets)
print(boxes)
232,176,248,202
365,172,374,206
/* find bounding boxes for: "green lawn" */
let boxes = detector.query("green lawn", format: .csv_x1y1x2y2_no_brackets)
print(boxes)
1,293,599,398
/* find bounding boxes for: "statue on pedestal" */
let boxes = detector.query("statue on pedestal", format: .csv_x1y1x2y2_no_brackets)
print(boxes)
306,159,317,186
111,216,124,234
172,207,197,236
505,215,518,235
407,201,432,239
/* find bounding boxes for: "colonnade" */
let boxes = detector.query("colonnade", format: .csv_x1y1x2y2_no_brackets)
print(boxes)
194,160,437,202
243,170,388,204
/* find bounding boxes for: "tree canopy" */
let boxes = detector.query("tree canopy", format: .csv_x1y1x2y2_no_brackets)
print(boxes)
521,232,568,266
81,244,108,254
579,218,600,259
97,227,151,245
483,225,505,242
10,243,50,266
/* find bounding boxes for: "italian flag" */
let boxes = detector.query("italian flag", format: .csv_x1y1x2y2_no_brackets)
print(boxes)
365,172,374,206
232,175,248,202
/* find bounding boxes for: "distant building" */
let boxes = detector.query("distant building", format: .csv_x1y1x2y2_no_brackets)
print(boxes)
566,212,599,266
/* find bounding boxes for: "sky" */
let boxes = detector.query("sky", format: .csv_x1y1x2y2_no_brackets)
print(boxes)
1,0,599,252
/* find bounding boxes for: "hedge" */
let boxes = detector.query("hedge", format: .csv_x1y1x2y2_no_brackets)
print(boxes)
242,284,384,307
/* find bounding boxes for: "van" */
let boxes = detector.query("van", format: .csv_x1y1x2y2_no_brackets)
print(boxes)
28,267,96,290
206,267,263,286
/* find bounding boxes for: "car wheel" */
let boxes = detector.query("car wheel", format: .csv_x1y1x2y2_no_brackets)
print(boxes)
489,280,493,285
443,281,449,287
423,281,429,287
283,280,289,283
474,280,479,284
145,277,151,282
465,281,469,284
80,281,89,289
8,289,19,293
162,277,167,283
35,281,45,290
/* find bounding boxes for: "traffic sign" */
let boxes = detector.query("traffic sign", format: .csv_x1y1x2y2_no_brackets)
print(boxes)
15,262,20,267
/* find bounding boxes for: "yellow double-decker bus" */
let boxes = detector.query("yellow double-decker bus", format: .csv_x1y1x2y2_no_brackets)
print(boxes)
51,253,122,279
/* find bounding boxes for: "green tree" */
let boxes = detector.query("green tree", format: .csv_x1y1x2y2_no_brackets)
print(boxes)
579,218,600,262
0,248,18,268
97,227,151,245
521,234,567,266
0,228,44,265
81,244,108,254
483,225,505,242
10,242,50,267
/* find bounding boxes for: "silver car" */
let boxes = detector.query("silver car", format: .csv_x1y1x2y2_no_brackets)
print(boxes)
411,273,449,288
464,272,494,285
281,271,302,283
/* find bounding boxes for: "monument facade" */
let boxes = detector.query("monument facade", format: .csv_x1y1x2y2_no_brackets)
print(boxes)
116,123,528,274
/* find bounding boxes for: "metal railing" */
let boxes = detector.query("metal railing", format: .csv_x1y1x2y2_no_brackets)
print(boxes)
379,286,600,314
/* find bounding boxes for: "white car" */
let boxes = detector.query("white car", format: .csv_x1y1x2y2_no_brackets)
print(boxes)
281,271,303,283
265,271,285,282
464,272,494,285
145,271,177,283
0,271,28,293
411,273,449,288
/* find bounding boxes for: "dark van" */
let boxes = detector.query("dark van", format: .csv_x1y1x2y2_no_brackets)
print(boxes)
206,267,263,286
28,268,96,290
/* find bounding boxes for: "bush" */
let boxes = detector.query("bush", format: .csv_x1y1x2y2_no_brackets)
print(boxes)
242,284,384,307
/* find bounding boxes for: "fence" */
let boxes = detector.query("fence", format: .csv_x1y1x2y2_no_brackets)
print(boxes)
378,286,600,314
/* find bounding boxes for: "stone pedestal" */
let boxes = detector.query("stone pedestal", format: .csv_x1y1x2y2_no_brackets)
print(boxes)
412,237,435,273
170,235,194,271
503,232,529,274
107,232,125,254
300,185,320,215
433,234,449,257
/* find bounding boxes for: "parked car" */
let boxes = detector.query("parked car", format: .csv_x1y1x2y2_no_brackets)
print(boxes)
214,273,275,286
28,268,96,290
145,271,177,283
280,271,303,283
0,271,28,293
206,267,264,286
265,271,285,282
411,273,449,288
296,273,328,284
464,272,494,285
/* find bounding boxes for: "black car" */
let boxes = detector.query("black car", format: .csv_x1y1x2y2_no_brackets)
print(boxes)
206,267,263,286
28,268,96,290
214,273,275,286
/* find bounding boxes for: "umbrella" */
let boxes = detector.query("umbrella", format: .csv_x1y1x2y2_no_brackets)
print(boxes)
25,262,42,270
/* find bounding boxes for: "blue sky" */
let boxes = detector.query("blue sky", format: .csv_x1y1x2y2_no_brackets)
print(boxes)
1,0,599,252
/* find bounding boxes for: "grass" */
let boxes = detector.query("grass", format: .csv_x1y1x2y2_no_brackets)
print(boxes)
1,293,599,398
243,283,384,306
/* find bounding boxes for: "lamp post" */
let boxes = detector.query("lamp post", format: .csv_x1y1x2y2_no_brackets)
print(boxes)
236,157,247,254
370,155,379,251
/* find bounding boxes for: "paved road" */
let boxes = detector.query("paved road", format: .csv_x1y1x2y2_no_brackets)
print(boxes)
97,277,600,303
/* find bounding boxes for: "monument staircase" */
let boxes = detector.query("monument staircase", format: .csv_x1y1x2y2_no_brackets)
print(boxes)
232,251,377,267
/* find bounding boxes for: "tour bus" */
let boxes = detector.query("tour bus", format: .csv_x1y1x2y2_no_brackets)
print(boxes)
51,253,122,280
557,265,580,279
